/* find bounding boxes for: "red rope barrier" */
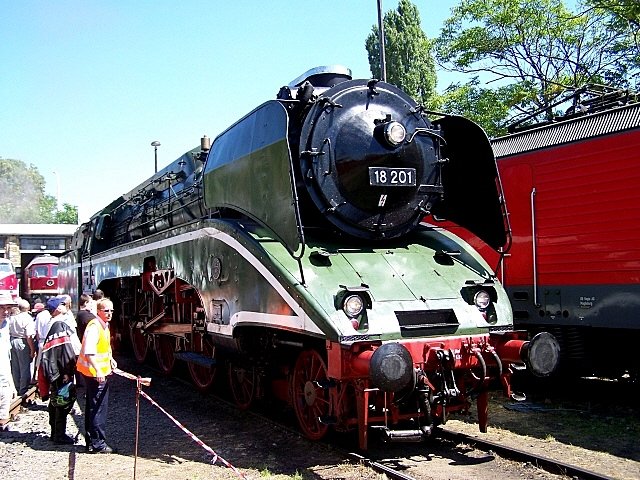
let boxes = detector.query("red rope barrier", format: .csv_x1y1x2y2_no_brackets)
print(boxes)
113,368,246,479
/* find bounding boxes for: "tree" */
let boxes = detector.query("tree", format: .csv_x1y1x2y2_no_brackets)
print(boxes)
0,158,78,224
365,0,438,108
584,0,640,72
436,0,639,128
586,0,640,32
39,195,79,224
439,78,534,137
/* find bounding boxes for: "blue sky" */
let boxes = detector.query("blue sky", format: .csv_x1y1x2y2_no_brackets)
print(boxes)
1,1,459,223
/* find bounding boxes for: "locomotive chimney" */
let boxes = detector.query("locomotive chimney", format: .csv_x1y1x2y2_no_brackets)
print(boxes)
201,135,211,152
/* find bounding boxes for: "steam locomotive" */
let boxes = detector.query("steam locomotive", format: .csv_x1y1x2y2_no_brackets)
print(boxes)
59,66,558,449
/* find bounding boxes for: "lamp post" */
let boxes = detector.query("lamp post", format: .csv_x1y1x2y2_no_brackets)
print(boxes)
151,141,161,173
52,170,62,210
377,0,387,82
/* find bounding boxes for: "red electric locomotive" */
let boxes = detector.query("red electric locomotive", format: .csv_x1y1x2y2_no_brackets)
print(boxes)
0,257,19,300
22,254,60,303
449,86,640,378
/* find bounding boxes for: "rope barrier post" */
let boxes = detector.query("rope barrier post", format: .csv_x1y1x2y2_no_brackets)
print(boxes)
113,368,245,479
133,376,142,480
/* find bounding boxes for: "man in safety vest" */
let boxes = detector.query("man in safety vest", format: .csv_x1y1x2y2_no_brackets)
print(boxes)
77,297,117,454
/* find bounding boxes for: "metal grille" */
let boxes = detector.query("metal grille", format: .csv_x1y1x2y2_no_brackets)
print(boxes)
492,103,640,158
489,325,514,333
395,309,459,338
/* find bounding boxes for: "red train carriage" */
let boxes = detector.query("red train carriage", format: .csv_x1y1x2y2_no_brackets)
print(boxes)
23,254,60,303
447,88,640,378
0,257,18,300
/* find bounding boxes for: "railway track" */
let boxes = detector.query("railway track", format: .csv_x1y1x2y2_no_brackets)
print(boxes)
9,385,37,421
131,357,621,480
438,428,615,480
336,428,616,480
4,361,632,480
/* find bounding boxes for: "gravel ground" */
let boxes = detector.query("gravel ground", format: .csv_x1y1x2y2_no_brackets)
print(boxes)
0,357,636,480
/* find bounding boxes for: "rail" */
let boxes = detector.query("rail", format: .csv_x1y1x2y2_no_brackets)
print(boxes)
10,385,37,420
439,428,615,480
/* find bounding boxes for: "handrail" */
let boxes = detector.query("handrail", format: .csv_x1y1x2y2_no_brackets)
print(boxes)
287,142,306,286
530,187,539,307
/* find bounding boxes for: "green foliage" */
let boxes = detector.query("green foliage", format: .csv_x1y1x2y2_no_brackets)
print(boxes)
584,0,640,79
435,0,639,126
0,158,44,223
257,469,303,479
586,0,640,28
365,0,438,108
54,203,79,224
39,196,78,224
0,158,78,224
440,78,536,136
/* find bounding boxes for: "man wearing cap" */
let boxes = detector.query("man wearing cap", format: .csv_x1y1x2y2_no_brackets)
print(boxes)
56,295,81,356
0,293,18,432
33,298,64,393
33,299,54,382
8,298,36,398
35,299,56,352
39,297,77,444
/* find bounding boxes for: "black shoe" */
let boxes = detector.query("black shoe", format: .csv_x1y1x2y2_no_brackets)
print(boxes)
92,445,115,454
53,434,75,445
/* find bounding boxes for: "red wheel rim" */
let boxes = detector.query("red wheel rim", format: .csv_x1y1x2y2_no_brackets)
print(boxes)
229,362,256,410
187,332,216,391
129,324,148,363
291,349,330,440
155,336,176,375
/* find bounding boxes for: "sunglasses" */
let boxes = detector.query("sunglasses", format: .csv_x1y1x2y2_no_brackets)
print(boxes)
100,309,114,313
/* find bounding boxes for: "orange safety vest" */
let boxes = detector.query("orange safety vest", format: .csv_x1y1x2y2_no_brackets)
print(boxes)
77,318,112,377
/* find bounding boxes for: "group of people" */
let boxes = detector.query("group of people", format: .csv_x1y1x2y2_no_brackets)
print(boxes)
0,289,117,453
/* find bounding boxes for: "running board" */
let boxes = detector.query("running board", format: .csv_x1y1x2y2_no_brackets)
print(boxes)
174,351,217,367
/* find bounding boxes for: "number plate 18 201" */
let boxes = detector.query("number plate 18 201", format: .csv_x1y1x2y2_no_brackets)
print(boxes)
369,167,416,187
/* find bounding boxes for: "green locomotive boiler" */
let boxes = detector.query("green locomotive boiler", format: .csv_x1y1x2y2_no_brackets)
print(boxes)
59,66,559,449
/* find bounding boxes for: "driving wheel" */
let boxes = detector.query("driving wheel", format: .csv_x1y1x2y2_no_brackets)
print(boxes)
129,322,148,363
229,361,256,410
290,349,331,441
187,332,216,391
155,335,176,375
